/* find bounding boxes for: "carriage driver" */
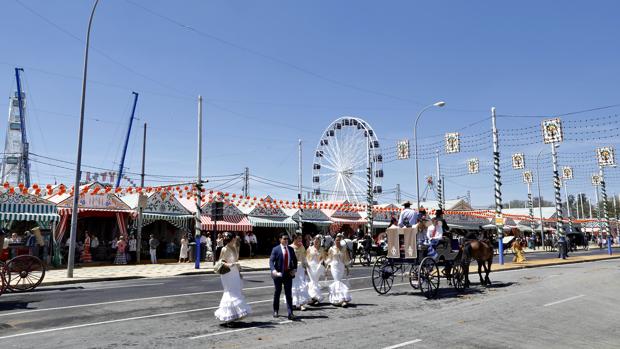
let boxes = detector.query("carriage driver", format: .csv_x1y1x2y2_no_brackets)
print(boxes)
398,201,418,228
425,216,444,260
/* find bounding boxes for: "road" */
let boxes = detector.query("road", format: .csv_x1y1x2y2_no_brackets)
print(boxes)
0,256,618,348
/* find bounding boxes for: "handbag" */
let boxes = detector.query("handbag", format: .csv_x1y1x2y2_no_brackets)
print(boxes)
214,260,231,275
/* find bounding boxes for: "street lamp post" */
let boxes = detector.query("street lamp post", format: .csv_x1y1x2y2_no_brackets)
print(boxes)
67,0,100,278
414,101,445,209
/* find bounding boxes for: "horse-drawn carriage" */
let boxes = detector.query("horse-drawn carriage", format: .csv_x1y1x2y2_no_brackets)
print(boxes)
371,226,466,299
0,235,47,296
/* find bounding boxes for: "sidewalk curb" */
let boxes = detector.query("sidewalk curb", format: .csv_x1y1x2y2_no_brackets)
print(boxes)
39,267,271,286
38,256,618,287
490,255,620,273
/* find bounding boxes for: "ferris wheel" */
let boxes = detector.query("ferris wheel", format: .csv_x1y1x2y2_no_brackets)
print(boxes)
312,117,383,203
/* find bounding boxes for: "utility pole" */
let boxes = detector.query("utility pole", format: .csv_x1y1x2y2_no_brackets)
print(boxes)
588,195,593,219
67,0,99,278
575,192,581,220
436,149,443,211
491,107,504,264
243,167,249,197
298,139,303,233
396,184,401,204
550,143,565,238
136,122,147,263
195,96,203,269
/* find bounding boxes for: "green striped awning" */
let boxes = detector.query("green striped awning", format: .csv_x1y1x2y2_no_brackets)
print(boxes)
301,219,333,226
0,212,60,222
139,213,193,231
248,216,298,228
0,203,57,214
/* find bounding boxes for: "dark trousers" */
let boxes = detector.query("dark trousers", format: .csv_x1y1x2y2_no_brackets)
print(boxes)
558,242,568,259
273,275,293,315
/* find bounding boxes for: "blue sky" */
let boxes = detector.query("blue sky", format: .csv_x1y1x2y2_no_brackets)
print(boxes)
1,0,620,208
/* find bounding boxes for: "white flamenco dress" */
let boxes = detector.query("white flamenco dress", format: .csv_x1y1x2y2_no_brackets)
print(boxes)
214,246,252,322
306,246,325,302
327,246,352,305
290,245,311,307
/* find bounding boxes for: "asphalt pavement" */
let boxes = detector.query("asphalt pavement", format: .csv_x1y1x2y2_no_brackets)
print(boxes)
0,257,618,349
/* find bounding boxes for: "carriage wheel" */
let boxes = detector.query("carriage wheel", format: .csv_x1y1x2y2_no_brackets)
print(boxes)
409,264,420,289
4,256,46,292
0,262,5,296
451,263,466,291
418,257,440,299
372,256,395,295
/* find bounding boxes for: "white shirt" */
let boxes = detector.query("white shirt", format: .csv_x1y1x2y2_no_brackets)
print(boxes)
128,239,137,251
398,208,418,227
200,235,207,244
426,221,443,241
90,237,99,248
249,235,257,244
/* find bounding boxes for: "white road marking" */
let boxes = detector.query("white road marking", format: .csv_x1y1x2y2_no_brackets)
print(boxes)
0,299,272,340
543,294,585,307
382,339,422,349
191,320,292,339
0,285,274,318
0,283,166,297
0,275,376,317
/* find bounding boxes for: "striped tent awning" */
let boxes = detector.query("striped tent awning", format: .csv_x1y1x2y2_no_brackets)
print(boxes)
141,213,193,231
248,216,298,228
330,217,367,225
0,203,59,223
0,212,60,222
200,215,252,232
58,207,135,215
301,219,332,226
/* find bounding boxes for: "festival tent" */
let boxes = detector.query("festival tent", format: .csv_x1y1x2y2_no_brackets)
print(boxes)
48,182,133,245
201,200,252,232
321,201,367,234
177,197,252,232
122,192,193,232
238,204,297,230
0,190,59,230
282,207,332,235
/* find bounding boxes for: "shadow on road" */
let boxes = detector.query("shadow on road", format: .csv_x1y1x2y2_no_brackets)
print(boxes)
219,320,275,329
295,315,328,320
485,281,516,289
0,300,39,311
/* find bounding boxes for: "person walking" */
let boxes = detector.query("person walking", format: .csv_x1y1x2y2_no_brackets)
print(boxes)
306,235,326,304
290,233,310,311
80,232,92,263
558,235,568,259
114,236,128,265
149,234,159,264
326,234,351,307
512,237,527,263
214,232,252,324
90,234,99,261
128,235,137,263
179,235,189,263
269,232,297,320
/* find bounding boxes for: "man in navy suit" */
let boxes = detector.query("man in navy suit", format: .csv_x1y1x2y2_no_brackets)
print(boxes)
269,232,297,320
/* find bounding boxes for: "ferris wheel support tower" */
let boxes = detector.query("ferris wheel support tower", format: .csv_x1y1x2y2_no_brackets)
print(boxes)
1,68,30,186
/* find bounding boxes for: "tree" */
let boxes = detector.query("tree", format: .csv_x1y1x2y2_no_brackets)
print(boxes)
532,197,553,207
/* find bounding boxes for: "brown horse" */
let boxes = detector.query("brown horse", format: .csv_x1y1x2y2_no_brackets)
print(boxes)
461,239,494,287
